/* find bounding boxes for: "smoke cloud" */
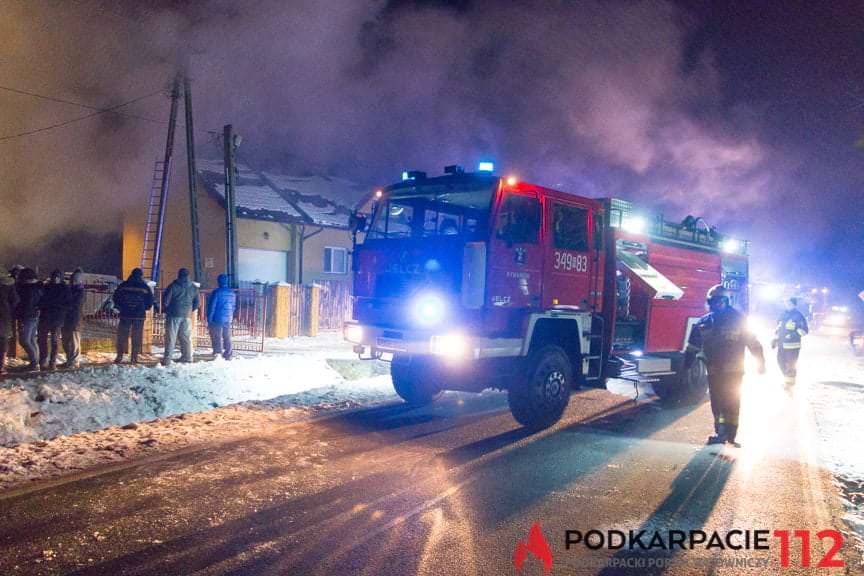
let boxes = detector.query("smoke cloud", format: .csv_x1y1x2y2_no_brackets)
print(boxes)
1,0,860,286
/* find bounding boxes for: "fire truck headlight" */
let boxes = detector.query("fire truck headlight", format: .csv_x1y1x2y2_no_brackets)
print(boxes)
344,324,364,344
413,293,446,326
430,332,470,358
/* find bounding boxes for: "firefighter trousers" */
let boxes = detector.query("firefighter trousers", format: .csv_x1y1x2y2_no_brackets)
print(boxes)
777,347,800,387
707,371,743,442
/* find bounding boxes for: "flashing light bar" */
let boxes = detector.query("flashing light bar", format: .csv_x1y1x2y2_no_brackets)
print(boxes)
621,216,646,234
721,238,741,254
477,161,495,172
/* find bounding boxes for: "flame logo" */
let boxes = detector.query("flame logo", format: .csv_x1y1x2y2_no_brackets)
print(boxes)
514,522,553,575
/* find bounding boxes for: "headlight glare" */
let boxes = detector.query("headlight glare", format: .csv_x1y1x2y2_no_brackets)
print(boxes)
344,324,364,344
430,332,470,358
413,293,446,326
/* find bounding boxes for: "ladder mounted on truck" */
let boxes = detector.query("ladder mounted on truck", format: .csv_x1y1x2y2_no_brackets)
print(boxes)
608,198,749,256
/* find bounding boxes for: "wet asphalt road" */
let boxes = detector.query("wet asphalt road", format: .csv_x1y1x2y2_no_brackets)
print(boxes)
0,375,859,575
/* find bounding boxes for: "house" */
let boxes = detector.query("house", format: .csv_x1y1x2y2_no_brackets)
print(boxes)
122,159,368,289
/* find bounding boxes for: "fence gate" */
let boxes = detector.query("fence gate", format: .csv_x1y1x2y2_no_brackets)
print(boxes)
152,287,268,353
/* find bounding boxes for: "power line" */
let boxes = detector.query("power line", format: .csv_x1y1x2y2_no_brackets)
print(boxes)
0,84,168,126
0,85,222,142
0,89,163,142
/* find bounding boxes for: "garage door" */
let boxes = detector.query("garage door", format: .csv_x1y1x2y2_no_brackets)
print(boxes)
238,248,288,284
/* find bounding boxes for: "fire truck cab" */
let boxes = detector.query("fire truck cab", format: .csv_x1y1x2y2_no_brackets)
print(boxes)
346,165,749,430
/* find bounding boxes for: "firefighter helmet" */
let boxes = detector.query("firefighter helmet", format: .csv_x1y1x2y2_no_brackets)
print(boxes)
706,284,730,307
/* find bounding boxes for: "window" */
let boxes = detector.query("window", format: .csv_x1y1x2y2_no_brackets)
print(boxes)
324,247,347,274
553,203,589,251
495,194,541,244
366,182,495,240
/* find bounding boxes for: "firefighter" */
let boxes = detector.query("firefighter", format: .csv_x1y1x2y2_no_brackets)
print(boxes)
685,284,766,446
772,297,808,389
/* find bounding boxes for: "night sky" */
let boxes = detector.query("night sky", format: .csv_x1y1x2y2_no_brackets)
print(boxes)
1,0,862,298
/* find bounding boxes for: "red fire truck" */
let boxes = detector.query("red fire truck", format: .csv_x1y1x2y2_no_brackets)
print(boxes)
345,165,749,430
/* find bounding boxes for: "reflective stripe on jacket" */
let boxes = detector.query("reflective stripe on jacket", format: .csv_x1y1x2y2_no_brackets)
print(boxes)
776,309,808,350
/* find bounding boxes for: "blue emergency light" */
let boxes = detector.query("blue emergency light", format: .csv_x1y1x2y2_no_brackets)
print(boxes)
477,161,495,172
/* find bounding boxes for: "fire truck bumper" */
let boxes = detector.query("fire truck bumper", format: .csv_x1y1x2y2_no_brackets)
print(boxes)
343,322,523,361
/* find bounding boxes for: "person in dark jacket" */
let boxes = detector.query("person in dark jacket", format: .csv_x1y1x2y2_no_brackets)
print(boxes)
772,297,808,390
162,268,200,366
38,269,68,370
6,265,23,360
62,268,86,369
14,268,43,371
207,274,237,360
685,284,766,447
113,268,154,364
0,269,20,375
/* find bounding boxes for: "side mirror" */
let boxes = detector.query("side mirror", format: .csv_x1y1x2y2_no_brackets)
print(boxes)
349,213,368,234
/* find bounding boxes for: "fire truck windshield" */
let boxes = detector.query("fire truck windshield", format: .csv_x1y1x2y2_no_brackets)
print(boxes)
367,183,495,240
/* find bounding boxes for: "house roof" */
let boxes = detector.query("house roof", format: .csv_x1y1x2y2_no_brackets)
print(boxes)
198,159,366,229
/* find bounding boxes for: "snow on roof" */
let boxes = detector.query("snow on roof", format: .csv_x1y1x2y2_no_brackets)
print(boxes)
198,160,361,229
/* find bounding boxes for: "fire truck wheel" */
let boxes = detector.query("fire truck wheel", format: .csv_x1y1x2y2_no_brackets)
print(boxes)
680,357,709,404
391,358,443,405
653,357,708,405
508,345,572,431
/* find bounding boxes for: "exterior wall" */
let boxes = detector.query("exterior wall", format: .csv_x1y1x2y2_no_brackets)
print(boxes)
237,220,293,251
300,226,353,285
122,171,352,288
121,216,144,281
122,171,227,288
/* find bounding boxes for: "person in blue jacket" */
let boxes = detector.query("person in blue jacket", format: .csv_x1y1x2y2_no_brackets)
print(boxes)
207,274,237,360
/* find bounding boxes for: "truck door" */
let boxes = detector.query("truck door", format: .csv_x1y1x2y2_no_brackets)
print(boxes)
486,189,543,309
544,199,595,309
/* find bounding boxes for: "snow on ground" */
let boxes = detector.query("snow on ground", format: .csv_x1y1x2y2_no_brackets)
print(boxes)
0,339,397,490
0,353,395,447
263,330,357,360
3,350,155,370
799,328,864,551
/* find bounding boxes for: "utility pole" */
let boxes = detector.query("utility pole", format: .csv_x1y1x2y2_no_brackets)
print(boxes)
153,75,181,285
183,74,202,285
223,124,239,288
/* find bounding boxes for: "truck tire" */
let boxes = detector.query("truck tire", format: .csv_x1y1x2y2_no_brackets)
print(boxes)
508,345,572,431
680,357,709,404
652,357,708,405
391,358,443,405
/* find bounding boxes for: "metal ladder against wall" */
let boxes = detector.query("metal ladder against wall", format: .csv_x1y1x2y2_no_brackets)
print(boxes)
140,159,170,282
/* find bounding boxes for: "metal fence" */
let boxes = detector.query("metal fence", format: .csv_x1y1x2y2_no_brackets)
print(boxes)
151,286,269,353
80,282,122,352
79,279,351,354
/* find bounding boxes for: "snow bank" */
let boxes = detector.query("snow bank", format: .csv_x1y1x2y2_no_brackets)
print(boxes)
0,355,395,447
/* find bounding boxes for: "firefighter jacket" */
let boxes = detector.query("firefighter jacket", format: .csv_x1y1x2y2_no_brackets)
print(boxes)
686,307,764,375
776,309,808,350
